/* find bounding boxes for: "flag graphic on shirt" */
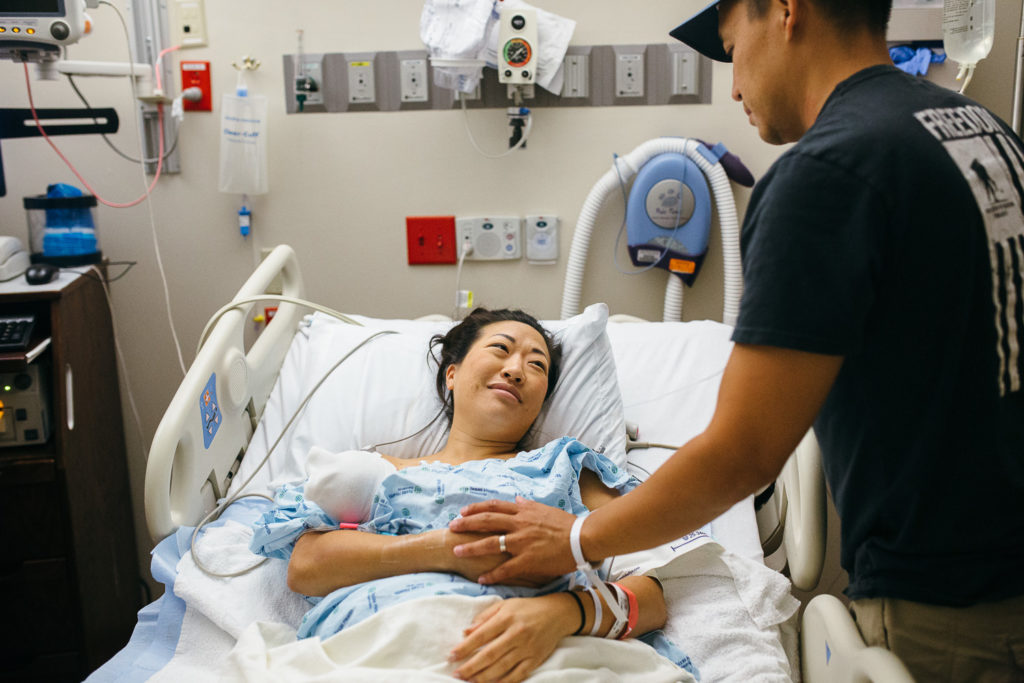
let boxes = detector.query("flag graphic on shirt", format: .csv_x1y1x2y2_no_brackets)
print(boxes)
914,105,1024,395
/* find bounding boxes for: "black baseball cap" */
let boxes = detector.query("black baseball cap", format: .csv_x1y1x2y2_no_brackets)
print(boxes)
669,1,731,63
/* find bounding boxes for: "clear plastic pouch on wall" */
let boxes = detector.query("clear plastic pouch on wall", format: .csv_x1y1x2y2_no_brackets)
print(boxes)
219,93,269,195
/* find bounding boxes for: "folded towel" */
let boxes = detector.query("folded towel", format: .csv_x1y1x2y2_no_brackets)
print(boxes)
173,519,310,639
656,544,799,682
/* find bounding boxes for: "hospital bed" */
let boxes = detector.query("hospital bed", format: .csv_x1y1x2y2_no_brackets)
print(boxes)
80,241,916,682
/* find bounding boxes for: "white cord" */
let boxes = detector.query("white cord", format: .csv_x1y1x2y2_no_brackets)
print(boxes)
197,294,363,354
459,92,533,158
190,328,398,578
453,240,473,319
103,0,188,378
90,265,147,464
625,441,681,453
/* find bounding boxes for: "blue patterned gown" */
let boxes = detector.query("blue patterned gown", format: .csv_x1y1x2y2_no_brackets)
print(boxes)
249,437,697,678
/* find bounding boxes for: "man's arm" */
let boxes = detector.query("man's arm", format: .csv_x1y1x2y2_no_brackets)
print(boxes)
450,343,843,583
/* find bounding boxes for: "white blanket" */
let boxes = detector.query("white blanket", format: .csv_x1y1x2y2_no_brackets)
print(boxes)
154,519,797,682
225,596,693,682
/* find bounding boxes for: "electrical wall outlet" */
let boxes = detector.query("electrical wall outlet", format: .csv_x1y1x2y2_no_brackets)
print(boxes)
407,216,456,264
180,60,212,111
172,0,207,48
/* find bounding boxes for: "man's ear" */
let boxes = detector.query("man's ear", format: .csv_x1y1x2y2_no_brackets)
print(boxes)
779,0,802,41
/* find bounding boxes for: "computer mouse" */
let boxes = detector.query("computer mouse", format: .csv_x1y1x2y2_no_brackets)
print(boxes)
25,264,59,285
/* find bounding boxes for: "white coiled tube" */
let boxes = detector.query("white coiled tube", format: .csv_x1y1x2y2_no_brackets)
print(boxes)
560,137,743,326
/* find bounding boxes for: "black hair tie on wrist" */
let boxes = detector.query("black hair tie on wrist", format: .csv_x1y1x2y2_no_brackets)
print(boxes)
566,591,586,635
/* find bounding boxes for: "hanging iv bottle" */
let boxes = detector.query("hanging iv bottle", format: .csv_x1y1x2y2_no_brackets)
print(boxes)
942,0,995,90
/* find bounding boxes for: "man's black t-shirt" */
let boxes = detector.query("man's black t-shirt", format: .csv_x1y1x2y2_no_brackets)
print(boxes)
732,65,1024,606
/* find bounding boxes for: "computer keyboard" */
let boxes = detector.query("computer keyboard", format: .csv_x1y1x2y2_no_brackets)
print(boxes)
0,315,35,350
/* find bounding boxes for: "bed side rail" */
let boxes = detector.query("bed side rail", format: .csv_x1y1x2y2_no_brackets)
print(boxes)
756,427,827,591
802,594,914,683
780,428,827,591
144,245,305,542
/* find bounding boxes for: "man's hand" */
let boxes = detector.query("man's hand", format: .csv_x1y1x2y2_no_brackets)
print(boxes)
448,496,578,584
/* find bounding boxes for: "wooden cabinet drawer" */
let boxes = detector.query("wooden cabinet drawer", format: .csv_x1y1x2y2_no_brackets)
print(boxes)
0,458,66,564
0,558,80,669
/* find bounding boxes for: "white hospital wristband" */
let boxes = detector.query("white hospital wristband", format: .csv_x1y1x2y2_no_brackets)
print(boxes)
569,514,627,628
569,514,592,569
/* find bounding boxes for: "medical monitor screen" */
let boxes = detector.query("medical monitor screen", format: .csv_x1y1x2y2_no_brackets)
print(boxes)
0,1,62,15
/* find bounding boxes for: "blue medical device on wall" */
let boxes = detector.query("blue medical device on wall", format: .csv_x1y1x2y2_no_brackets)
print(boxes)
625,152,712,285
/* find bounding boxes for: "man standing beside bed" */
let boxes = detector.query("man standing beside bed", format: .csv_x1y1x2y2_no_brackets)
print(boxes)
250,308,693,683
450,1,1024,681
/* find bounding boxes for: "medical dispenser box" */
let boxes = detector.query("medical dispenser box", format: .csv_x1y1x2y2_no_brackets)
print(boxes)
23,193,102,266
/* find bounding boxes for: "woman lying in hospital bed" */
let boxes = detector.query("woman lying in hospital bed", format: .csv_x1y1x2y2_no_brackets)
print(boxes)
246,308,697,682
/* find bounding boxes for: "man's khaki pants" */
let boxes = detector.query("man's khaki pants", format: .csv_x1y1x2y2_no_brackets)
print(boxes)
850,595,1024,682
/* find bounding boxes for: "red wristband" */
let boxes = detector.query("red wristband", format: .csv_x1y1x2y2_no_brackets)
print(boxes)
611,582,639,639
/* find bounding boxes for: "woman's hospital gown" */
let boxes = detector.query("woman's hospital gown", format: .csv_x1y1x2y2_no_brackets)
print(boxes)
249,437,697,676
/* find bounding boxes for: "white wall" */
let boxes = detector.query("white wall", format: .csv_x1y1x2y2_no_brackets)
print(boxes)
0,0,1018,598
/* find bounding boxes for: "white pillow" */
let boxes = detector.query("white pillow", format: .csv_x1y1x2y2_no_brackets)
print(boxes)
233,303,628,496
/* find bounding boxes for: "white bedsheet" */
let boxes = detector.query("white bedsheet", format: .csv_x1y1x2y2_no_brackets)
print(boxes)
224,597,692,682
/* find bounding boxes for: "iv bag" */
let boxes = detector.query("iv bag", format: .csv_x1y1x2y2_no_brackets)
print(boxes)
942,0,995,71
219,94,269,195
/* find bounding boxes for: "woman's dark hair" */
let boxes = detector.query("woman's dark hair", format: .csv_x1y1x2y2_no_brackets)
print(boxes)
429,308,563,427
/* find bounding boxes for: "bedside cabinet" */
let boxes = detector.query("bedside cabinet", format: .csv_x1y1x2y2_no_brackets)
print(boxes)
0,270,139,680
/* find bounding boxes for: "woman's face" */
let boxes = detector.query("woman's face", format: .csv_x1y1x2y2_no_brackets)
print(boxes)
445,321,552,444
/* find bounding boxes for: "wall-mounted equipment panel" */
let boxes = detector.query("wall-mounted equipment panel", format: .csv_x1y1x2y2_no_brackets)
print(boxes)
283,43,709,114
457,217,522,261
295,55,324,109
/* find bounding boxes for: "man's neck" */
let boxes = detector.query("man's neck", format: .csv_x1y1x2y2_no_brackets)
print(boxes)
796,33,891,134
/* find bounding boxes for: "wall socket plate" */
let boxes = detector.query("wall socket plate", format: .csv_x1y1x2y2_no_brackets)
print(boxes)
172,0,208,49
406,216,457,264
